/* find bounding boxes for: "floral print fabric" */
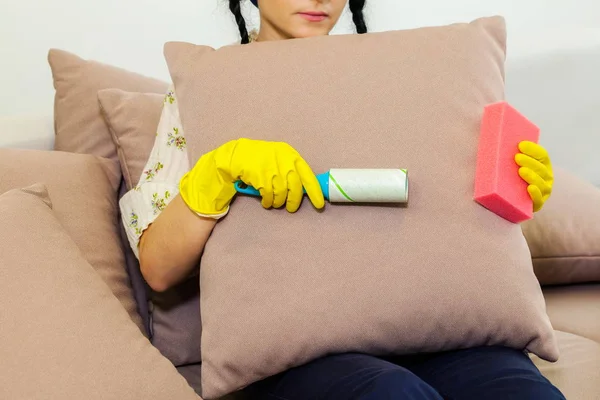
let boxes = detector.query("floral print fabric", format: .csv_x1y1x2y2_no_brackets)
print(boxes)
119,86,190,259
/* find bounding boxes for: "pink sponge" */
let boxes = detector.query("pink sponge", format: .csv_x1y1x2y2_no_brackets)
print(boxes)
474,102,540,223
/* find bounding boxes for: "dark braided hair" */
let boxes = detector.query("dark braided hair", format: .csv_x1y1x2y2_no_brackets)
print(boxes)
230,0,367,44
229,0,250,44
348,0,367,34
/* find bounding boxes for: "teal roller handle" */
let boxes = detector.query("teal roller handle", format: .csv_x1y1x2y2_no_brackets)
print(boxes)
234,171,331,200
233,181,262,197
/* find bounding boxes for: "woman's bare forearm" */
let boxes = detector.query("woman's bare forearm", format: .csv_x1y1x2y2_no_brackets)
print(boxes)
138,194,216,292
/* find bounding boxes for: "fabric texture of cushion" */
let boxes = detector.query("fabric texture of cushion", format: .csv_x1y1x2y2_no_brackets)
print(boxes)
531,330,600,400
522,167,600,285
48,49,168,163
0,184,200,400
177,364,242,400
48,49,169,335
98,88,203,366
165,16,558,398
117,182,152,336
543,284,600,343
150,279,202,366
0,149,144,332
98,89,165,189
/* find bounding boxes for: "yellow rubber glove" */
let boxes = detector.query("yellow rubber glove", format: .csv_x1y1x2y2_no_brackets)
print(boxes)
179,138,325,218
515,141,554,212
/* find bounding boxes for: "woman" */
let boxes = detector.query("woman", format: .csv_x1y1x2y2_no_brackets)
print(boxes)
120,1,562,398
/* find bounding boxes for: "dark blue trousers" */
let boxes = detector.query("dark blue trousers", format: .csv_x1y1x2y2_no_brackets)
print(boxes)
243,346,565,399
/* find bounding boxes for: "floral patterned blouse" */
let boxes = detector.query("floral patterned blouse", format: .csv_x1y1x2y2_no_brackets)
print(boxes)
120,36,257,259
119,87,190,259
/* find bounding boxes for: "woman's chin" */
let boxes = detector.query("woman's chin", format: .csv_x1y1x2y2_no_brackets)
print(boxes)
291,26,333,39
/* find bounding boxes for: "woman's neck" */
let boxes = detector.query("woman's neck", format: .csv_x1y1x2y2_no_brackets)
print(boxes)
255,18,293,42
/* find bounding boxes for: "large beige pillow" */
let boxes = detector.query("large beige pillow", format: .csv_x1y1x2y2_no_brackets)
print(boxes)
48,49,168,163
0,185,200,400
522,167,600,285
98,89,203,366
0,149,143,332
165,17,558,398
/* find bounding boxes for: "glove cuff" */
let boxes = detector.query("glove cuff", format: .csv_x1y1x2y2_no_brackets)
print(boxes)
192,207,230,220
179,170,234,218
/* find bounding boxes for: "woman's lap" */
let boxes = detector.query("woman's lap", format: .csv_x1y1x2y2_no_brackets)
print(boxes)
243,347,565,400
243,352,441,400
389,346,565,400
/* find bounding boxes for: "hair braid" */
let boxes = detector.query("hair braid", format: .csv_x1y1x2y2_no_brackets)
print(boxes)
349,0,367,34
229,0,250,44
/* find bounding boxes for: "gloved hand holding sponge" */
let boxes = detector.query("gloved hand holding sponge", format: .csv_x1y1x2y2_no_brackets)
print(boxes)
474,102,554,222
515,141,553,212
179,134,553,220
179,138,325,219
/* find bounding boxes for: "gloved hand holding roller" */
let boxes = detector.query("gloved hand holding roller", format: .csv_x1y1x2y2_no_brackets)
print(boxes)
236,168,409,204
178,138,326,218
179,138,409,217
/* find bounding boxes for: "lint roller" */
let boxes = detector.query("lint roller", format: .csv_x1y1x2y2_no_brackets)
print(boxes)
234,168,409,203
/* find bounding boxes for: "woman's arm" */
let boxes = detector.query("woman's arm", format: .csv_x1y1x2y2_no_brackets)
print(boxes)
120,87,209,292
138,194,216,292
121,91,324,293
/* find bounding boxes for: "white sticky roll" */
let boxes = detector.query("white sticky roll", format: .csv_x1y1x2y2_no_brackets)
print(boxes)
327,169,408,203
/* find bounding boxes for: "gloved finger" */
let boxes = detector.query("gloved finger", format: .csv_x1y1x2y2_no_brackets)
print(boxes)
272,175,287,209
515,153,553,182
286,171,303,213
294,158,325,210
518,141,550,164
519,167,552,197
259,185,274,209
527,184,544,212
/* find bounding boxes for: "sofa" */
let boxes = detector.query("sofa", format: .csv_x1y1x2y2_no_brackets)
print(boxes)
532,285,600,396
1,33,599,400
503,43,600,399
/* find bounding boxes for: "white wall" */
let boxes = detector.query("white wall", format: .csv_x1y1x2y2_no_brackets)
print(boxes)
1,0,599,118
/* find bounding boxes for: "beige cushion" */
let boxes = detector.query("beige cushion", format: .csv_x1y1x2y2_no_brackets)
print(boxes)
0,185,200,400
98,89,165,189
98,88,203,366
0,149,143,332
543,284,600,343
165,17,558,398
177,364,242,400
522,168,600,285
532,330,600,400
176,364,204,397
150,279,202,366
48,49,168,163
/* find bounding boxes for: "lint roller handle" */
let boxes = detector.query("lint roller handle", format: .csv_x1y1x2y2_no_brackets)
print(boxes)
234,172,331,200
234,168,409,204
